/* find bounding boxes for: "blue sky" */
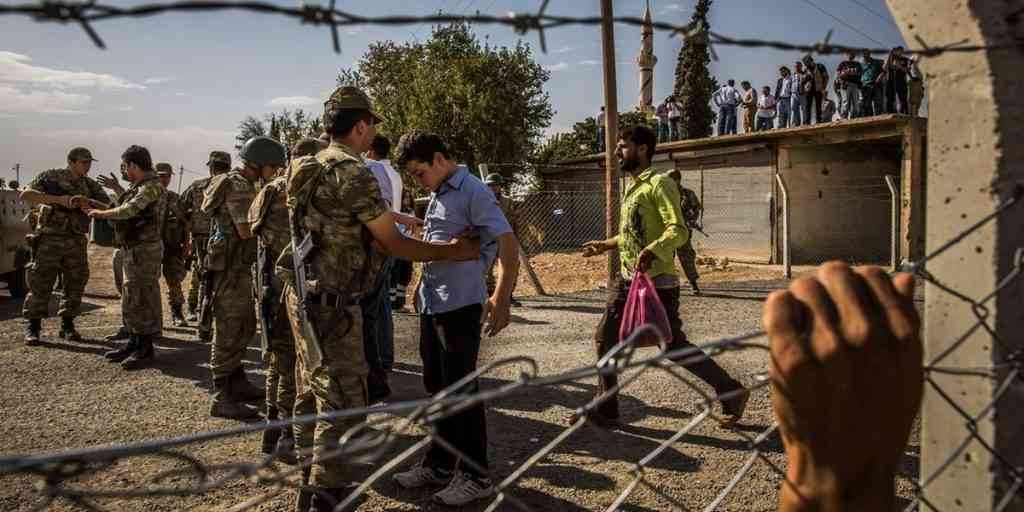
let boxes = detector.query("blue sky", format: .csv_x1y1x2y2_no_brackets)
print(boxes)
0,0,906,188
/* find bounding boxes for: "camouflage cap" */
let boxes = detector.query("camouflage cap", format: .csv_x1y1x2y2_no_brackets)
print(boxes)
67,147,97,162
483,173,505,186
207,150,232,166
323,86,385,127
155,162,174,175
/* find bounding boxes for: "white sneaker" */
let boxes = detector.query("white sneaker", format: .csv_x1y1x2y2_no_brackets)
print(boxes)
393,465,453,489
432,472,494,506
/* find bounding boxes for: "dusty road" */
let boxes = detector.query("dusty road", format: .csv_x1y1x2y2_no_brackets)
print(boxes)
0,247,917,511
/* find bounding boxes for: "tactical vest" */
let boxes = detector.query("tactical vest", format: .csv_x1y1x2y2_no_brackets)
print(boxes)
33,169,102,237
203,172,257,273
113,177,167,247
162,190,186,250
186,177,214,235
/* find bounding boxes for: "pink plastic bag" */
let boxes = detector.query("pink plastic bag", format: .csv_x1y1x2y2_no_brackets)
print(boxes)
618,272,672,348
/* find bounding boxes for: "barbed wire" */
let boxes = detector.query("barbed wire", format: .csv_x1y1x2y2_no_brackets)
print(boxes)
1,183,1021,511
1,0,1021,57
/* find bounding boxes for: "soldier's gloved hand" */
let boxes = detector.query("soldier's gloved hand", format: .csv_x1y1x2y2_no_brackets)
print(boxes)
764,262,922,511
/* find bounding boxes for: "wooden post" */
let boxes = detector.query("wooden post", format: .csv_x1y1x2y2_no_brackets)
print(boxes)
600,0,620,289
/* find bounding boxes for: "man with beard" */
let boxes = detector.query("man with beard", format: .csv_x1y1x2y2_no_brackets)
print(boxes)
580,125,748,427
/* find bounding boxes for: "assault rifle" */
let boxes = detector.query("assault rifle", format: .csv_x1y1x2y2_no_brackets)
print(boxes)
290,205,325,371
255,242,274,355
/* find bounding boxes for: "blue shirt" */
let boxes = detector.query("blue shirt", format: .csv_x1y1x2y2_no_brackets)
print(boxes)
416,166,513,315
365,159,394,209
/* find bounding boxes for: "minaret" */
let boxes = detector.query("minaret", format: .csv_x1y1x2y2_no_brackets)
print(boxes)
637,0,658,115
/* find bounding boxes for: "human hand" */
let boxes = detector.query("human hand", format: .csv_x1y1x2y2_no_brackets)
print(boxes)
448,233,480,261
97,173,125,194
481,294,511,337
636,249,656,273
581,240,611,257
764,262,922,511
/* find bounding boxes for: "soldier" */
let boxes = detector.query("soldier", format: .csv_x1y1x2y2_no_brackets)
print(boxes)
88,146,167,369
667,170,704,295
181,151,231,339
156,163,190,326
200,150,264,419
281,86,479,511
246,136,298,460
483,173,521,307
19,147,110,345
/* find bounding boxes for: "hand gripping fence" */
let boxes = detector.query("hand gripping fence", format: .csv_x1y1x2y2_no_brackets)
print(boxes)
1,184,1021,511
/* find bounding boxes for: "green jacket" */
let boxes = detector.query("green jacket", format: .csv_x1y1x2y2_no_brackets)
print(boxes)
617,168,689,280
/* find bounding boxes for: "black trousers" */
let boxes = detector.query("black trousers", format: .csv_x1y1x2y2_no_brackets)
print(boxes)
804,91,823,124
420,304,488,479
593,279,741,418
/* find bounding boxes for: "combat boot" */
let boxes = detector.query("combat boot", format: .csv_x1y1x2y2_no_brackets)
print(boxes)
230,367,264,403
24,319,41,346
210,377,259,419
104,335,138,362
171,305,188,327
58,317,82,342
261,406,282,455
275,427,298,465
105,326,130,342
186,308,198,322
121,334,156,369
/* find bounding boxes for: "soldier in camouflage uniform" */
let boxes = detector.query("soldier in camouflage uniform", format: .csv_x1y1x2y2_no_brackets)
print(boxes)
156,163,190,326
245,136,298,461
19,147,110,345
181,151,231,337
89,146,167,369
201,151,263,419
280,87,479,512
667,170,703,295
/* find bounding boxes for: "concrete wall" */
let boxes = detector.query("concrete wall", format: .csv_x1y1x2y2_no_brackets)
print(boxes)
778,142,902,264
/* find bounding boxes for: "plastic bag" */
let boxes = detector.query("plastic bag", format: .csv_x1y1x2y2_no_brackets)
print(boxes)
618,272,672,348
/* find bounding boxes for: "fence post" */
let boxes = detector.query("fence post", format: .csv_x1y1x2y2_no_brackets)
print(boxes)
600,0,621,289
884,175,899,271
774,173,791,279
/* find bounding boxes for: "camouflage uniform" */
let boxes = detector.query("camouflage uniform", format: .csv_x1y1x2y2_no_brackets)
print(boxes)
162,189,189,314
180,166,219,319
201,170,258,380
249,173,298,421
22,168,108,320
108,175,167,336
280,142,388,490
676,186,703,291
486,194,517,296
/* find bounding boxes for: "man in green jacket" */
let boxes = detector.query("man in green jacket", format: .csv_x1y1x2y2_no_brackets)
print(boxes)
581,125,748,427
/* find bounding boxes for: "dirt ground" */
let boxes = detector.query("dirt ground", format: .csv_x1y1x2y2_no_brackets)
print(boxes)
0,246,917,511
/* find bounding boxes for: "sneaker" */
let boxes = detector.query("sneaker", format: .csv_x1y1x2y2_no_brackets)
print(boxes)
393,465,453,489
432,472,493,506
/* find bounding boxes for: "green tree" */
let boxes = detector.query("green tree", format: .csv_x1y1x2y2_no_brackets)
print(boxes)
337,23,553,172
534,111,658,164
673,0,718,140
235,109,322,154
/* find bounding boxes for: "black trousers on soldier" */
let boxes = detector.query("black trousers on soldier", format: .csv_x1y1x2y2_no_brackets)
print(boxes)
420,304,488,480
593,279,741,419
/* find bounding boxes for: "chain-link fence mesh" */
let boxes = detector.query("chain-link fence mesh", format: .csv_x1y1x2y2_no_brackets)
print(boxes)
2,182,1019,512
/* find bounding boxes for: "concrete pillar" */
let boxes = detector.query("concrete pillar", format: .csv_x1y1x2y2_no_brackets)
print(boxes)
886,1,1024,509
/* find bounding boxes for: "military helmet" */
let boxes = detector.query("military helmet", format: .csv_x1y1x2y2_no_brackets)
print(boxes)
207,150,232,167
322,86,385,133
240,136,287,168
483,173,505,186
155,162,174,175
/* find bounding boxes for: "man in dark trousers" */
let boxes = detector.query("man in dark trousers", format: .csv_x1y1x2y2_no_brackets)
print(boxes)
581,126,748,428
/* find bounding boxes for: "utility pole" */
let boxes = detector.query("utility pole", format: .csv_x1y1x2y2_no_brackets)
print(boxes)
600,0,621,288
13,163,20,188
178,165,184,193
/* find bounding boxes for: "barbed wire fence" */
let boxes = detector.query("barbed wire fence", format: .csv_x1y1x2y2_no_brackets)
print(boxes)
0,185,1020,511
0,2,1021,511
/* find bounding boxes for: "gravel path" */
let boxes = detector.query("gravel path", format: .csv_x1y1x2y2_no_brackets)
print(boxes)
0,248,918,511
